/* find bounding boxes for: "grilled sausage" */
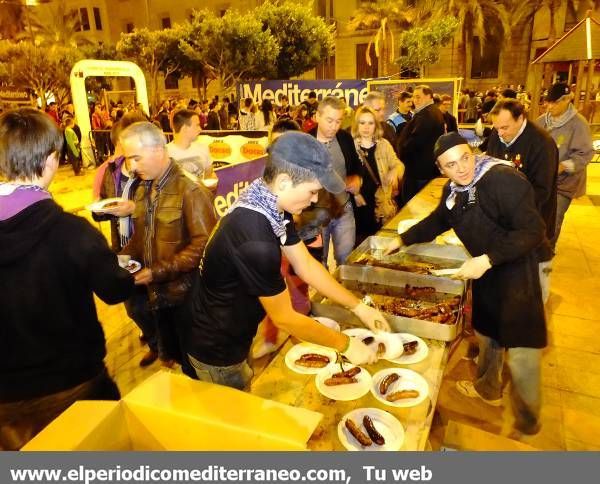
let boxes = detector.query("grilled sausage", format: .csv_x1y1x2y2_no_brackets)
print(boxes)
386,390,420,401
298,353,330,362
362,336,375,345
324,376,358,386
377,342,386,357
332,367,361,379
403,340,419,355
363,415,385,445
295,358,329,368
379,373,399,395
345,418,372,447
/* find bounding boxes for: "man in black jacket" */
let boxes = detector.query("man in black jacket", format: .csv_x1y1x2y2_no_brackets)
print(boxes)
385,133,547,436
396,85,446,206
310,96,362,266
487,99,558,303
0,108,135,450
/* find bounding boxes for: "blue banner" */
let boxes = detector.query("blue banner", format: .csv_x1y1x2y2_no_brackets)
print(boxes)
238,80,369,108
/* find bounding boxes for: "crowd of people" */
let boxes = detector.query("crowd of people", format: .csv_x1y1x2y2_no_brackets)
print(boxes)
0,80,594,449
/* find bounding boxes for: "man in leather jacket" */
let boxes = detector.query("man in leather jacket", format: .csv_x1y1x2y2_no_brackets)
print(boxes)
119,122,217,375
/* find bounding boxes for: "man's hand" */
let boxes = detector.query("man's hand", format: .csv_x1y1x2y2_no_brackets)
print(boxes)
351,302,391,332
103,200,135,217
452,254,492,280
383,236,405,256
134,268,153,285
342,336,377,365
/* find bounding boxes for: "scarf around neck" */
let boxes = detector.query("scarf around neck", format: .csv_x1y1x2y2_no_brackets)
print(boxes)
445,154,513,209
228,178,288,244
543,103,577,130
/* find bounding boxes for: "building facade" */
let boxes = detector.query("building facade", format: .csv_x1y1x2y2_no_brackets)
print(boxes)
41,0,600,102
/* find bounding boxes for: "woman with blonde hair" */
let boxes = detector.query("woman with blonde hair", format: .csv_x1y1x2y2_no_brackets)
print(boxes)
351,105,404,242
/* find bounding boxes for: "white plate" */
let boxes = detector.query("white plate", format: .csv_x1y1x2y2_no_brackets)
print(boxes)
342,329,403,360
371,368,429,408
342,327,374,339
86,198,124,213
284,343,338,375
388,334,429,365
313,316,341,332
337,407,404,451
315,365,372,401
123,259,141,274
397,218,421,234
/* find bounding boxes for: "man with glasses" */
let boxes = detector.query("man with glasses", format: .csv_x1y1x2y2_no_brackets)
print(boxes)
536,83,594,250
385,132,548,436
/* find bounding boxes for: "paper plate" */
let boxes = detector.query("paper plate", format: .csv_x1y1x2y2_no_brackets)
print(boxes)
371,368,429,408
313,316,341,332
342,327,374,339
123,259,141,274
337,407,405,451
86,198,124,213
397,218,421,234
284,342,338,375
388,334,429,365
315,365,372,401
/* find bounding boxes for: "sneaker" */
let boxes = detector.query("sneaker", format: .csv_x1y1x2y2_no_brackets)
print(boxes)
455,380,503,407
513,420,542,436
139,350,158,367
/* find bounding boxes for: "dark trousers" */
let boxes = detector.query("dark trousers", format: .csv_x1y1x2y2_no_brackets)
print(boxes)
155,305,196,379
0,369,119,451
124,286,158,354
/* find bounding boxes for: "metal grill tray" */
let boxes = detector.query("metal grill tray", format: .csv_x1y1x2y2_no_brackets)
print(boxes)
347,237,470,273
311,265,466,341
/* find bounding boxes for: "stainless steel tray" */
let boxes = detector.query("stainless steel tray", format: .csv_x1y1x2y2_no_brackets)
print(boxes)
311,265,465,341
347,237,470,273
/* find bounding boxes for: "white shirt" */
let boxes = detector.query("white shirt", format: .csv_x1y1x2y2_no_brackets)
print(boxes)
166,141,211,182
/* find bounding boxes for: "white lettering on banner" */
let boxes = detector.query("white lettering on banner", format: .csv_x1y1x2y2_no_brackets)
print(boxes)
363,465,432,482
213,180,250,217
239,82,368,107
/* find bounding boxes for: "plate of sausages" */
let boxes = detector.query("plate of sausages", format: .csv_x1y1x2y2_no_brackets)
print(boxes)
338,407,404,451
315,364,372,401
343,329,404,360
284,343,338,375
387,334,429,365
370,368,429,408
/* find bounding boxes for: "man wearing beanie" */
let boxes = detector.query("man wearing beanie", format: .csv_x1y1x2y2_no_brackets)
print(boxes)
185,131,391,390
536,83,594,250
385,132,548,436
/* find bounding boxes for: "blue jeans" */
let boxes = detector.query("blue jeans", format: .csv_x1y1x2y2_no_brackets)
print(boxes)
551,193,572,250
322,200,356,267
187,355,254,391
473,331,542,433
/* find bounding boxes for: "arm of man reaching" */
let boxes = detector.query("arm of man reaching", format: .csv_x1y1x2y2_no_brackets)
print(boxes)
282,241,391,332
259,290,376,366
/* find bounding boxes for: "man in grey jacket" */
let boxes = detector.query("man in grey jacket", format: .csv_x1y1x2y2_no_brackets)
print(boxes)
536,83,594,249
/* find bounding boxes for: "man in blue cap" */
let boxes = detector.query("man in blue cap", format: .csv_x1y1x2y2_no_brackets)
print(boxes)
185,131,391,390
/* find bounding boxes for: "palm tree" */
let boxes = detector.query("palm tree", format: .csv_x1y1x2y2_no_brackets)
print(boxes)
441,0,511,81
511,0,566,44
31,0,92,47
347,0,414,77
0,3,27,39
